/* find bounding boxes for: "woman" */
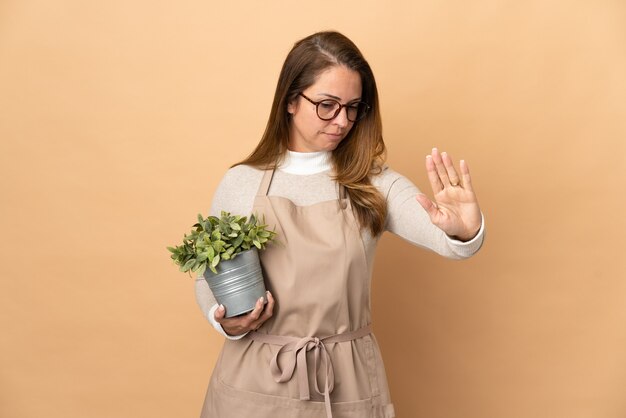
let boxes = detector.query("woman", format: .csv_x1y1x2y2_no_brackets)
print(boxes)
195,31,484,418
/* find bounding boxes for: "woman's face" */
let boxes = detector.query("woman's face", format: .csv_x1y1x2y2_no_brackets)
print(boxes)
287,65,362,153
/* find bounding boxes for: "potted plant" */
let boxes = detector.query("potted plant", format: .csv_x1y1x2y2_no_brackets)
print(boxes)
168,211,277,317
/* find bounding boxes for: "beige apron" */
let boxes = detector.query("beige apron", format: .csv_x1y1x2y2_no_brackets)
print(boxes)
201,168,395,418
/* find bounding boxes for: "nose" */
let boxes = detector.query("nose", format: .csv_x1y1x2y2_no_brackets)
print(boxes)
332,106,349,128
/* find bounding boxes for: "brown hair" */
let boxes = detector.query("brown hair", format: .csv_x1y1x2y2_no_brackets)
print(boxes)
236,31,387,236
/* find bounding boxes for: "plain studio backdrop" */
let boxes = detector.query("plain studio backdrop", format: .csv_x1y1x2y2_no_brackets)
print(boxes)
1,1,625,417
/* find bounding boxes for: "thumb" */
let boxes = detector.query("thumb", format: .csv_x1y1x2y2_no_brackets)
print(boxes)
415,194,438,220
214,304,226,321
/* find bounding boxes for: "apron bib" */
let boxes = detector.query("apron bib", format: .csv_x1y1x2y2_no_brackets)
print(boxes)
201,169,395,418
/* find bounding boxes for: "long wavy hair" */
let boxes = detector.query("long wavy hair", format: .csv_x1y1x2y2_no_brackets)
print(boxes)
235,31,387,236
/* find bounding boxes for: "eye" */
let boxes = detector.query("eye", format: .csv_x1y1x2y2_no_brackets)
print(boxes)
319,101,338,110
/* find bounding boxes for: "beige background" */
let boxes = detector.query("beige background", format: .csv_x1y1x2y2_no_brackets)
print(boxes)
1,1,625,417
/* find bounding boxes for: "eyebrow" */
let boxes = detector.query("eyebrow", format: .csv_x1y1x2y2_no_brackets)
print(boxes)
317,93,362,102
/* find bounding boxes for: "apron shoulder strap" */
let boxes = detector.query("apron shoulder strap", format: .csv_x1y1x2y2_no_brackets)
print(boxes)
339,183,347,200
257,168,275,197
338,183,349,210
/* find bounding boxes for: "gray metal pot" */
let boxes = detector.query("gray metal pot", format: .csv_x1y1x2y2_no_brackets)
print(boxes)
203,248,267,318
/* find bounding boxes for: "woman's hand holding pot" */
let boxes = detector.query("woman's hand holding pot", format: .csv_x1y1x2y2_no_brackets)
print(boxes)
214,291,275,336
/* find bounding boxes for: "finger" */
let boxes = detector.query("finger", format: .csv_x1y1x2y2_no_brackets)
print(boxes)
250,292,275,330
214,305,240,334
425,155,443,194
260,291,275,320
247,297,265,322
265,291,275,314
441,152,460,187
459,159,474,192
431,148,451,186
214,304,226,321
415,193,439,222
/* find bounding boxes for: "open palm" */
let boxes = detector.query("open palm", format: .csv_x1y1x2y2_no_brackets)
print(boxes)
415,148,482,241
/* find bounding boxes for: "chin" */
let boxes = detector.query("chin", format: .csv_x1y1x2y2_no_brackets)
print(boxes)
324,138,345,150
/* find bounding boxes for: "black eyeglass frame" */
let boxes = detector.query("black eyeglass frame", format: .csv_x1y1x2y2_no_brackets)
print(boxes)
298,92,371,122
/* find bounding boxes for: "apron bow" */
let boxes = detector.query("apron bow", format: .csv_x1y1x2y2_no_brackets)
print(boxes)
248,325,372,418
270,336,335,402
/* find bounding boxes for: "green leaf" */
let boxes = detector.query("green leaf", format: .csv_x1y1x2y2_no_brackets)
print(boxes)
230,222,241,231
196,264,206,276
232,234,244,248
253,240,261,249
211,255,220,268
182,258,196,272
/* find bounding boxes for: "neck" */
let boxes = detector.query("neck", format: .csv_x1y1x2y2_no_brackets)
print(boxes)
279,150,332,175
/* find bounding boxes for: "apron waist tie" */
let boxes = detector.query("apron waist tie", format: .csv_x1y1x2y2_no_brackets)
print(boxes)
247,324,372,418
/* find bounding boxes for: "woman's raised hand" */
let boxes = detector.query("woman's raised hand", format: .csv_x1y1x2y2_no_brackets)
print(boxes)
214,290,275,336
415,148,482,241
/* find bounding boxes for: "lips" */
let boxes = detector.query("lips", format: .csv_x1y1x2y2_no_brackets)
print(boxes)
323,132,344,138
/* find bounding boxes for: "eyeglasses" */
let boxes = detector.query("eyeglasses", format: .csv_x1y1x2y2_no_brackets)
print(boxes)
298,92,370,122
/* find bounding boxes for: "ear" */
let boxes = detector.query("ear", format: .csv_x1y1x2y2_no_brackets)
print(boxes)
287,98,298,115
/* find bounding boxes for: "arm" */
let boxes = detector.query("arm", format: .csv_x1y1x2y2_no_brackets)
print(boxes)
194,165,274,338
